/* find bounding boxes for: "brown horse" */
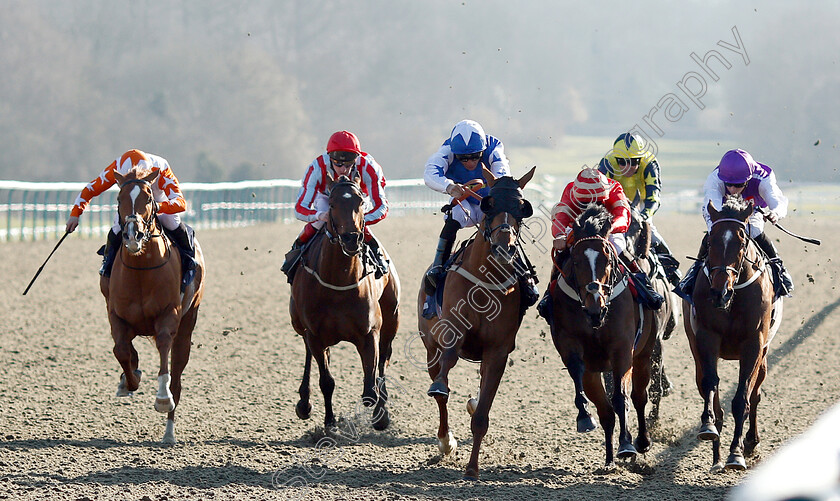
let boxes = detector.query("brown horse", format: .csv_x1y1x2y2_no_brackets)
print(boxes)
683,195,782,471
418,166,536,480
289,172,400,431
623,204,679,421
548,203,657,468
103,169,205,444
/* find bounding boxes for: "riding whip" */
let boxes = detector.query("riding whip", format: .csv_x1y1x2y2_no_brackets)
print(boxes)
22,231,71,295
758,208,821,246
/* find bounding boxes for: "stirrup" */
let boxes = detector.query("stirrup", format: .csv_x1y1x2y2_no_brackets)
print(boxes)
424,267,442,296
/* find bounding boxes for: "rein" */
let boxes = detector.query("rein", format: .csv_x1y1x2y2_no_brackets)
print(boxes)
704,217,765,290
559,235,628,307
118,178,169,271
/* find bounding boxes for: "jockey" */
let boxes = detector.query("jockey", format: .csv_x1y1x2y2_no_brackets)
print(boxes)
676,149,794,300
64,149,197,291
422,119,539,305
281,130,389,282
598,132,681,286
537,168,663,318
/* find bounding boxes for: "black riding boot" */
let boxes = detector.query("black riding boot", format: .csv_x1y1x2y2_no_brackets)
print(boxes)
424,218,460,296
281,238,304,283
754,232,794,297
98,229,123,277
366,235,388,279
622,255,664,310
167,222,197,291
653,239,682,287
675,233,708,303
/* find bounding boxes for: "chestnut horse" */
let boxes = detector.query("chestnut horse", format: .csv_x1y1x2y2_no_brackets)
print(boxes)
683,195,782,471
290,172,400,431
548,203,657,468
623,204,679,421
103,169,205,444
418,166,536,480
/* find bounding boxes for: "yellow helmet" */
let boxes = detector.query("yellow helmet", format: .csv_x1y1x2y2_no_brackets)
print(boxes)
608,132,652,176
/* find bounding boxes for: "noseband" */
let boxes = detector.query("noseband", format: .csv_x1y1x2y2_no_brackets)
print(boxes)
120,179,161,247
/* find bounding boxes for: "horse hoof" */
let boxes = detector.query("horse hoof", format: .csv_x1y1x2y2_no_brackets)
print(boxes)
577,416,597,433
697,423,719,441
154,398,176,414
372,408,390,431
462,472,479,481
617,443,638,459
162,419,176,444
295,401,312,420
438,431,457,456
725,454,747,470
427,381,449,398
116,369,142,397
710,462,725,473
466,397,478,416
634,436,652,454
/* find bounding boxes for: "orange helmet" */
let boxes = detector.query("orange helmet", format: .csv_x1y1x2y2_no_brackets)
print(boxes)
117,149,151,172
571,168,610,203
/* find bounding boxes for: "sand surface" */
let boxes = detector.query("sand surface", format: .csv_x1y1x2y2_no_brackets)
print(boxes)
1,209,837,500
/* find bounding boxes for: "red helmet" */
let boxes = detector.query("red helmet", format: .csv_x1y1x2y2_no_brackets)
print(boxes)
571,168,610,203
326,131,361,156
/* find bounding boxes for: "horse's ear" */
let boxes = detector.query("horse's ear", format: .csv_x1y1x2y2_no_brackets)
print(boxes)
480,195,495,213
707,200,720,221
520,200,533,218
743,200,755,221
143,170,160,184
518,165,536,189
114,171,126,186
483,166,497,188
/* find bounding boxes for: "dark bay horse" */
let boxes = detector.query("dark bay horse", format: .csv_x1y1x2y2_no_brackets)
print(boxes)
548,203,657,468
418,166,536,480
623,204,679,421
103,169,205,444
289,172,400,431
683,195,782,471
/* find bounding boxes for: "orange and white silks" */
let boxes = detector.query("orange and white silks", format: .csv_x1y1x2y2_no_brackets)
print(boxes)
71,149,187,218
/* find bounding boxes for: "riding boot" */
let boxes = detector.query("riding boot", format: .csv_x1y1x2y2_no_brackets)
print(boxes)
424,236,455,296
365,235,388,279
675,233,708,303
424,218,460,296
622,255,664,309
653,240,682,288
281,238,304,282
167,222,197,292
98,229,123,277
754,232,794,297
537,253,563,323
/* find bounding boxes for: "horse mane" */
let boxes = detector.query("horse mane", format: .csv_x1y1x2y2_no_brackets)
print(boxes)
573,203,612,239
721,194,749,214
120,167,153,183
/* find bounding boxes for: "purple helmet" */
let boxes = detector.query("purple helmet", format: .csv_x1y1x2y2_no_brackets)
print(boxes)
717,149,757,184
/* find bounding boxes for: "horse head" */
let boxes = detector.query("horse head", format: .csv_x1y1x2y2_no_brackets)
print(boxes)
569,203,619,328
115,169,160,255
326,169,365,257
479,166,535,265
706,195,754,310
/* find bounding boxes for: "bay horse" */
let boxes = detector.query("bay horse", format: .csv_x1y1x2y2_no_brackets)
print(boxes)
103,169,205,444
623,204,679,421
683,195,782,471
289,171,400,431
548,203,657,468
418,166,536,480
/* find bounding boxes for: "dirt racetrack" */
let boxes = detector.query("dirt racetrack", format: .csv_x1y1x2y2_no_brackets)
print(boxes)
1,209,837,500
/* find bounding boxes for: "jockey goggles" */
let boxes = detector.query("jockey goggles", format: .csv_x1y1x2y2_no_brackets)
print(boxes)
455,152,483,162
330,151,359,167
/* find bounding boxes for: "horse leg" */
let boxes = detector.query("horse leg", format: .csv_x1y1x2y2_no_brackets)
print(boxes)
611,364,637,460
425,340,455,456
464,353,507,481
565,351,597,433
726,342,762,470
162,308,196,444
111,316,141,396
356,330,380,409
309,338,337,429
582,369,615,468
296,340,313,420
632,352,653,454
428,343,461,398
744,356,767,457
372,325,396,431
153,327,177,414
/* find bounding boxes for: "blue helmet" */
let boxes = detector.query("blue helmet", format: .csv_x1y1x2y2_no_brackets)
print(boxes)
449,120,487,155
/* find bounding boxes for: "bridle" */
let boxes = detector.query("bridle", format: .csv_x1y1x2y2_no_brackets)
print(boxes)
325,179,365,257
704,217,762,290
565,234,627,309
118,178,168,270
